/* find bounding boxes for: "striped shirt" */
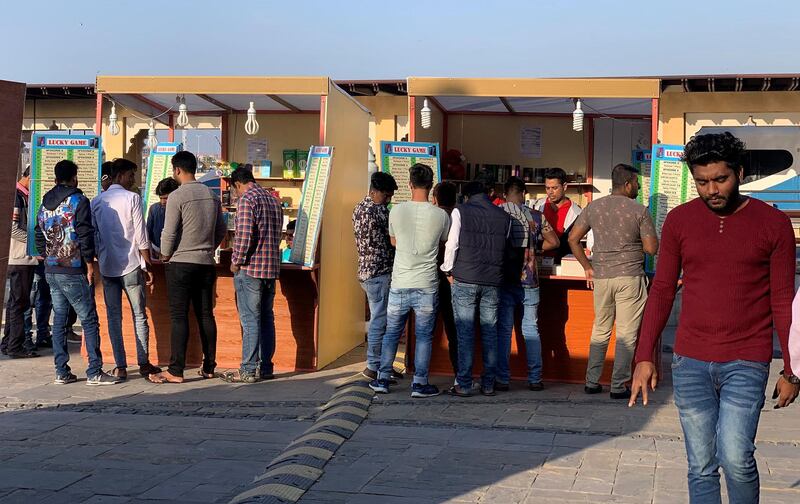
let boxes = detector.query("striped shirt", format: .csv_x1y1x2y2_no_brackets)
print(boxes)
232,184,283,279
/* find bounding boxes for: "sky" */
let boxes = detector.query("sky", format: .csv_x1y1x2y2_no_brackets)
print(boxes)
3,0,800,83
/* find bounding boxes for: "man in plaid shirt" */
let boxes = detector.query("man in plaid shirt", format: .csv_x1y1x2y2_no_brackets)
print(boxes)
224,168,283,383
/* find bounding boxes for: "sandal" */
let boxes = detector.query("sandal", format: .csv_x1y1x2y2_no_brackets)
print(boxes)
219,370,258,383
111,367,128,381
196,369,216,379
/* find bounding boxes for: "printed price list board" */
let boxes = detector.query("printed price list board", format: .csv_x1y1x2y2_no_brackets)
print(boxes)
143,143,182,220
28,133,102,256
633,149,652,206
290,147,333,267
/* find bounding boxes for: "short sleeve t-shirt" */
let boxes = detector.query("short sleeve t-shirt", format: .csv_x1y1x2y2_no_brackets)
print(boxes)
574,195,656,279
389,202,450,289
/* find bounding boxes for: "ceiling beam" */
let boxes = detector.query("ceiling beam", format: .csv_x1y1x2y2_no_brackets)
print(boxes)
499,97,516,114
196,94,234,112
267,94,302,113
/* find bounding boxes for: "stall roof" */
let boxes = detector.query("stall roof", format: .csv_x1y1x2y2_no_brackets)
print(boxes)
407,77,660,116
95,76,332,115
26,83,95,100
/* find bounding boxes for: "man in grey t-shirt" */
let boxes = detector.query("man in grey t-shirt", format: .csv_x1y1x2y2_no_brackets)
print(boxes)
568,164,659,399
369,164,449,398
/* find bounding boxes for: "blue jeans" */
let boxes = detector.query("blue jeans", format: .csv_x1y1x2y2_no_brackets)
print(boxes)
102,268,150,369
46,273,103,378
671,353,769,504
451,281,499,389
360,274,390,371
23,264,51,349
377,287,438,385
234,271,276,376
497,286,542,384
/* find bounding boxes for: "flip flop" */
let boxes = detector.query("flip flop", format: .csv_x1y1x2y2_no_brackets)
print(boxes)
196,370,216,379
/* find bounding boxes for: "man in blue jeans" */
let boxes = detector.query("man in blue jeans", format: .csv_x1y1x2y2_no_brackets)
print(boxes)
631,133,800,503
224,167,283,383
369,164,450,398
34,160,119,386
352,172,400,381
496,177,559,392
91,158,161,380
441,175,510,397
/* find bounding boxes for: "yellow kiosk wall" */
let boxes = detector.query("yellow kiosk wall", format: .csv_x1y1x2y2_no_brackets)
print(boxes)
227,114,318,176
316,83,370,368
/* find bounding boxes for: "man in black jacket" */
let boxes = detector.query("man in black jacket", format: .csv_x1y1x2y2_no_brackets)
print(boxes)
441,176,510,397
34,160,119,386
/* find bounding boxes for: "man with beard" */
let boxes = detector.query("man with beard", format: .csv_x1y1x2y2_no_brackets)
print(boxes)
630,132,800,503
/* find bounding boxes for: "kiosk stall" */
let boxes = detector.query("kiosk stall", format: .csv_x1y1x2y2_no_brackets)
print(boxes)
405,77,661,383
93,76,370,372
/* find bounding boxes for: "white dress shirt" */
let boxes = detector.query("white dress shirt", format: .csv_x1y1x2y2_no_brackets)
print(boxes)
91,184,150,277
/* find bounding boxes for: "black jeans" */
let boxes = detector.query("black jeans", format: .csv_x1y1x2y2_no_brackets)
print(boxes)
438,272,458,374
2,265,35,354
165,262,217,377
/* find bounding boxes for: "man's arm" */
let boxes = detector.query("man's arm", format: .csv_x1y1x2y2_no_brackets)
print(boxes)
770,215,796,376
74,196,95,264
131,194,151,261
10,194,27,243
440,208,461,274
159,192,181,259
213,200,227,247
34,209,45,257
388,208,397,248
789,291,800,378
231,196,253,267
640,209,659,256
540,216,559,251
567,212,593,288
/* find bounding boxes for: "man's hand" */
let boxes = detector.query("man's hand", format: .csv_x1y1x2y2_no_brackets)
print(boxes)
446,274,454,285
86,262,95,286
230,264,240,274
144,269,154,294
161,255,171,263
629,361,658,407
772,376,800,409
584,267,595,290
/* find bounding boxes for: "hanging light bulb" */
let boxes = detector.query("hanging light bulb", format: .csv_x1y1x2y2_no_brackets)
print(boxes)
368,143,378,175
245,101,259,135
147,120,158,150
176,95,190,128
107,103,120,136
744,115,756,127
420,99,432,129
572,99,584,132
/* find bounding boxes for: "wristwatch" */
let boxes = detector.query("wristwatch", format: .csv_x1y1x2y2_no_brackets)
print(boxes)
780,370,800,385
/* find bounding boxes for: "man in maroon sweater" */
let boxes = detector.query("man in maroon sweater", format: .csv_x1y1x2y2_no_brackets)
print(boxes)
630,132,800,503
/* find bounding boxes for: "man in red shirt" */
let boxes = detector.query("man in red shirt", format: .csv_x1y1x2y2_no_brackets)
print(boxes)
532,168,587,258
630,132,800,503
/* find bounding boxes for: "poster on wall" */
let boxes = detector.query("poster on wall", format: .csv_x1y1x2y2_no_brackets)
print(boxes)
290,146,333,268
647,144,696,272
28,133,102,256
520,126,543,158
632,149,652,206
143,142,182,220
380,141,440,204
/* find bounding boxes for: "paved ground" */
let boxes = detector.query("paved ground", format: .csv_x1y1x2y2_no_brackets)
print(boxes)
0,339,799,503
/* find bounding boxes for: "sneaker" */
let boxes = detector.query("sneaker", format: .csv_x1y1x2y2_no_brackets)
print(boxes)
54,373,78,385
480,385,496,397
8,350,40,359
391,369,404,380
369,378,390,394
36,339,53,349
411,383,440,398
528,382,544,391
494,381,510,392
361,367,378,380
86,372,121,386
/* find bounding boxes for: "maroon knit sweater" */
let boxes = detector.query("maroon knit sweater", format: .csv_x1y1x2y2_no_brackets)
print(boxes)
635,197,795,374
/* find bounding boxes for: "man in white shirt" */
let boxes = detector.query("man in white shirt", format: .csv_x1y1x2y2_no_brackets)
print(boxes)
91,158,160,380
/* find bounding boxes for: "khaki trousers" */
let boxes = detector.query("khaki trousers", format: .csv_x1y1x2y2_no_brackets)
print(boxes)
585,275,648,393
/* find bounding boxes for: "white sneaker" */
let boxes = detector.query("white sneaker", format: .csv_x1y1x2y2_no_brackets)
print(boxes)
86,371,121,386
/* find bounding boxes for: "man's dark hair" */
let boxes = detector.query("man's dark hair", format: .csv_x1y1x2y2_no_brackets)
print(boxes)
544,167,567,185
474,169,496,192
462,180,486,197
101,161,112,179
110,158,137,179
611,163,639,189
54,159,78,183
172,150,198,174
433,181,457,207
230,167,256,185
409,163,434,190
155,177,179,196
370,171,398,193
22,165,30,178
504,176,526,196
286,220,296,232
683,132,746,172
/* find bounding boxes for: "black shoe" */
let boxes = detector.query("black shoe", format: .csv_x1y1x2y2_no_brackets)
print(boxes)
528,382,544,391
584,384,603,394
361,368,378,380
494,382,510,392
610,388,632,400
37,339,53,349
391,369,404,380
8,350,40,359
480,385,496,397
